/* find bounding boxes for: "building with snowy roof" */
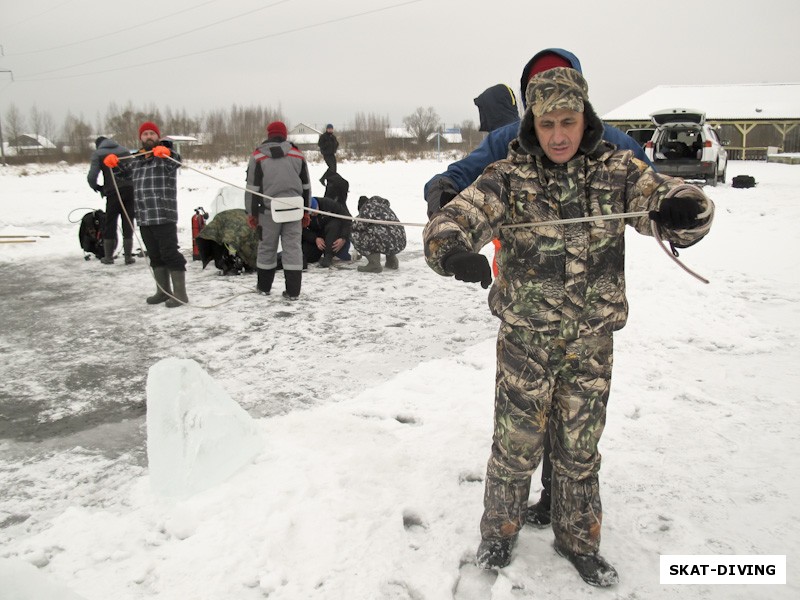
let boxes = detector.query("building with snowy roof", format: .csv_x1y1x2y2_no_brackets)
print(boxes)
2,133,58,157
287,123,321,149
602,83,800,159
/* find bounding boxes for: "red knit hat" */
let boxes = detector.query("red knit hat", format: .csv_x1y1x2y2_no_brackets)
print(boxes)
138,121,161,138
526,53,572,83
266,121,288,139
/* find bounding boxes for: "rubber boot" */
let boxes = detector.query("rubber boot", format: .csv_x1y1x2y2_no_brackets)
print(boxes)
257,268,276,295
123,238,136,264
319,252,333,268
384,253,399,270
554,543,619,587
283,270,301,300
357,253,383,273
101,240,115,264
476,536,516,570
165,270,189,308
146,266,172,304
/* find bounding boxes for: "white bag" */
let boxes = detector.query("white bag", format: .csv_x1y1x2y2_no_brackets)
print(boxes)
269,196,304,223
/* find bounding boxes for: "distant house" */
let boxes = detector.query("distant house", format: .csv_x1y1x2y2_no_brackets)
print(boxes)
163,134,200,155
4,133,58,157
602,83,800,160
288,123,321,149
428,128,463,145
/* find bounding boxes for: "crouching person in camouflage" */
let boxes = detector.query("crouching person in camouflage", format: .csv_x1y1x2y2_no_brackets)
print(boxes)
422,67,714,587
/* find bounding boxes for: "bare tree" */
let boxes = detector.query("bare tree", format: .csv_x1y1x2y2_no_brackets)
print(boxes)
403,106,441,146
63,112,92,161
351,111,390,157
4,103,25,155
460,119,481,150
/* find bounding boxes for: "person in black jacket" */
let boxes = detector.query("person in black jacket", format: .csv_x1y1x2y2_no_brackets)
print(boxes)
317,124,339,185
302,196,351,268
87,136,136,264
474,83,519,133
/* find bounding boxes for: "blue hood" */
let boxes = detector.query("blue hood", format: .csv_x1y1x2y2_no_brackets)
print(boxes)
519,48,582,108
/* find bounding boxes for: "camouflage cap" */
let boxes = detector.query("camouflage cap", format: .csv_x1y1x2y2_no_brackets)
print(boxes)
525,67,589,118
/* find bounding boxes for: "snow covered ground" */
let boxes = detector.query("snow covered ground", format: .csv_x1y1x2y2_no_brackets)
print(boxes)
0,158,798,599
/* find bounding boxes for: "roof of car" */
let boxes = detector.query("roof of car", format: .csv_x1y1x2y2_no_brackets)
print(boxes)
602,83,800,121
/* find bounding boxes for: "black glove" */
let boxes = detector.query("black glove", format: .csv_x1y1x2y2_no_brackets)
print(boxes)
91,184,103,193
443,251,492,289
425,176,459,218
650,196,702,229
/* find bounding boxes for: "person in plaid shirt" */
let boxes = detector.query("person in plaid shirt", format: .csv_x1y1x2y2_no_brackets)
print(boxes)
104,121,187,307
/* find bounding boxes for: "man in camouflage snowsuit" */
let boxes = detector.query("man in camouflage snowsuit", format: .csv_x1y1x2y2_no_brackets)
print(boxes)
422,67,714,587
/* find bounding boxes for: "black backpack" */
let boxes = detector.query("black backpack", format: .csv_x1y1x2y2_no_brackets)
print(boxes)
732,175,756,189
79,209,106,259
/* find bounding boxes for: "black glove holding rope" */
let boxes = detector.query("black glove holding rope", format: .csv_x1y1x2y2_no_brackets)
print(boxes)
426,176,459,218
443,251,492,289
649,195,703,229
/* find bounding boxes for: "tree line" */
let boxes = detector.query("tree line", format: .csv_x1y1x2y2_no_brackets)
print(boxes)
1,102,483,164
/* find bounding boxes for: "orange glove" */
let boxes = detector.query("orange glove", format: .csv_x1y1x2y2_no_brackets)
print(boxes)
153,145,171,158
103,154,119,168
302,212,311,227
247,215,259,229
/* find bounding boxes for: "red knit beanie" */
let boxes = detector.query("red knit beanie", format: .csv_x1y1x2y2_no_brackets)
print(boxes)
266,121,288,139
138,121,161,139
526,53,572,83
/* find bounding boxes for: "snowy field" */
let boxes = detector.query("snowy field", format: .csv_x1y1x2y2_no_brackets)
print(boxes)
0,158,798,599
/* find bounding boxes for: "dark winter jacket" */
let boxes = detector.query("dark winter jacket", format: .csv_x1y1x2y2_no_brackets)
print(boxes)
474,84,519,133
116,147,182,226
245,138,311,216
352,196,406,255
87,138,132,195
424,48,653,202
302,196,352,245
324,172,349,205
317,132,339,157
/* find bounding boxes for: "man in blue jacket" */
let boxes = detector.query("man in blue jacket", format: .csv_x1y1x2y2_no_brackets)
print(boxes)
424,48,652,218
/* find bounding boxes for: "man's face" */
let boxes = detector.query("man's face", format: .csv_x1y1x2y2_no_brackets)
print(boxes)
533,108,585,164
140,129,159,150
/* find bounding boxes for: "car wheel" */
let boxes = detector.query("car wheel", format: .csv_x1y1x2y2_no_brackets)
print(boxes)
718,165,727,184
707,174,717,187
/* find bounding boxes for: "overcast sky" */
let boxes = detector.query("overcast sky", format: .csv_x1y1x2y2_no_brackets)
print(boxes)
1,0,798,134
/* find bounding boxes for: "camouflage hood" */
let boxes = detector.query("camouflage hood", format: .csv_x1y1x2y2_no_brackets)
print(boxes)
517,67,604,159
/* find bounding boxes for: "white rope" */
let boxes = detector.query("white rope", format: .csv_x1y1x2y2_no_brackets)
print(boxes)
166,156,428,228
108,152,709,303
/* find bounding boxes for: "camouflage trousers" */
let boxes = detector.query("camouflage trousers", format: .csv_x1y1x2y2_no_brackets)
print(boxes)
479,323,614,555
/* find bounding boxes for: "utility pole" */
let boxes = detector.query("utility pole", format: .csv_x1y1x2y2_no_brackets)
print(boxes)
0,69,13,166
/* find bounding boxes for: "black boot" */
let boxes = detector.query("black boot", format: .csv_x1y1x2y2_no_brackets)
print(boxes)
283,269,301,300
165,270,189,308
146,267,172,304
476,537,516,570
257,268,276,295
319,253,333,268
123,238,136,264
554,543,619,587
525,495,551,527
101,239,115,264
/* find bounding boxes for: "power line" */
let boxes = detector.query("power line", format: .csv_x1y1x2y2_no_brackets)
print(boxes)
16,0,423,82
21,0,293,77
1,0,80,32
5,0,225,57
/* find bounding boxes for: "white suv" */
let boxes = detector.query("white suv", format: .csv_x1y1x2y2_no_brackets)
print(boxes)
644,108,728,186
